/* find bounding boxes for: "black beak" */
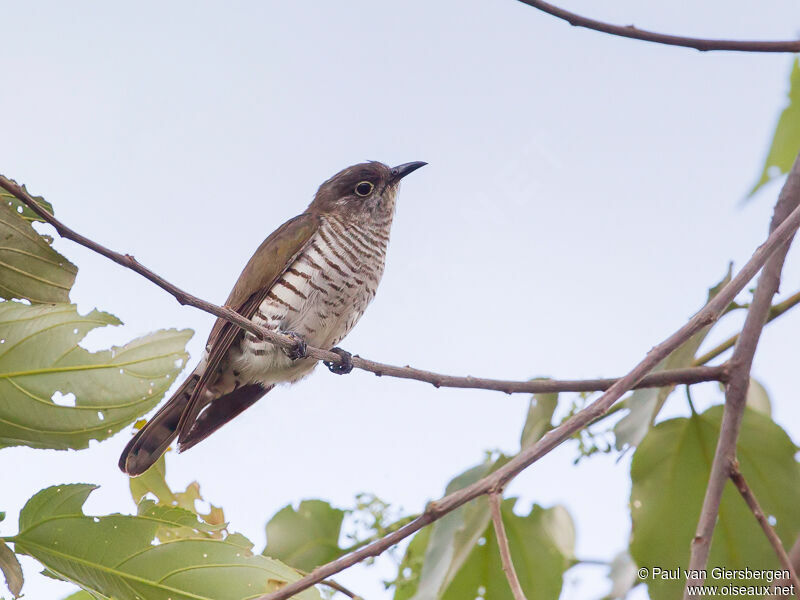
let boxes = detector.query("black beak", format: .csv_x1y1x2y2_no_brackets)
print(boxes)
390,161,427,183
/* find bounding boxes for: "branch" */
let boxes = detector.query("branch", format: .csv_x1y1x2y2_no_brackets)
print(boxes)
258,174,800,600
694,290,800,365
515,0,800,53
5,171,800,600
685,152,800,595
489,493,527,600
0,175,726,396
728,461,800,592
767,535,800,598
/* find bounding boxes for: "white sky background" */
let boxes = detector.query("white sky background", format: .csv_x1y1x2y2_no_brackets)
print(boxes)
2,1,799,599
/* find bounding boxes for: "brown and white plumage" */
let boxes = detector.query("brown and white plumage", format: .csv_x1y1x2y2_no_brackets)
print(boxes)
119,160,425,476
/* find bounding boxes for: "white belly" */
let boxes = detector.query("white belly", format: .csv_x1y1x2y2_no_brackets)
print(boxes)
232,216,386,386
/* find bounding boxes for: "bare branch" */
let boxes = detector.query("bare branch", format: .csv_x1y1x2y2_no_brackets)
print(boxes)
685,152,800,595
515,0,800,53
5,168,800,600
767,536,800,597
694,290,800,365
489,493,528,600
728,460,800,592
0,174,726,396
258,177,800,600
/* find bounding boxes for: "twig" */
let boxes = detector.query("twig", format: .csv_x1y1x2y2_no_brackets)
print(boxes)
320,579,362,600
515,0,800,53
728,460,800,594
684,152,800,596
489,493,527,600
5,171,800,600
0,174,727,396
257,175,800,600
767,535,800,597
694,290,800,365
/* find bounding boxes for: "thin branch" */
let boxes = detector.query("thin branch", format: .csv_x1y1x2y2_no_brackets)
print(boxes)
515,0,800,53
0,175,726,396
728,460,800,593
767,535,800,598
694,290,800,365
320,579,362,600
489,493,527,600
685,152,800,596
258,177,800,600
5,170,800,600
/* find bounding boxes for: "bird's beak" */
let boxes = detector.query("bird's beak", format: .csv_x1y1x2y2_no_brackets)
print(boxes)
390,161,427,183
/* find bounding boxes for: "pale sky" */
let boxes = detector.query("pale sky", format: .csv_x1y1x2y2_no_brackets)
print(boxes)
2,1,799,599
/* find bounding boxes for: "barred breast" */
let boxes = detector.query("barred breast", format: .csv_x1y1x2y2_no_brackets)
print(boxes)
232,213,391,386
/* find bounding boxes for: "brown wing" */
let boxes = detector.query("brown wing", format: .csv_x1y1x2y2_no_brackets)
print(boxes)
175,212,320,441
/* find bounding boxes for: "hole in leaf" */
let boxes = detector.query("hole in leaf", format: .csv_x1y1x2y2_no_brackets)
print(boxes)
768,515,778,526
477,537,486,546
73,328,79,335
174,358,183,368
51,391,76,407
97,411,105,421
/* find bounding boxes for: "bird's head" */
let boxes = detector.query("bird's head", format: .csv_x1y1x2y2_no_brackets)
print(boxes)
309,160,426,220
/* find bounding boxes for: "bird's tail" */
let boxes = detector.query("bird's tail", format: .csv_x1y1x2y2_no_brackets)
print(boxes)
118,372,199,476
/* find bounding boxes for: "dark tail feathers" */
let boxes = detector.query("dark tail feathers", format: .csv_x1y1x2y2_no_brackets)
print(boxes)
119,376,271,476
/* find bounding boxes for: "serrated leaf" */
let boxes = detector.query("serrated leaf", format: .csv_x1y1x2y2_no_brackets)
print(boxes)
749,58,800,197
630,406,800,600
0,302,192,450
130,453,226,538
614,265,732,450
12,484,321,600
137,500,225,542
395,499,574,600
0,539,23,598
520,391,557,449
0,197,77,303
263,500,346,572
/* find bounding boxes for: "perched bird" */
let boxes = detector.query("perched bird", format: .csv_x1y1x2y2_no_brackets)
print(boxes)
119,160,425,475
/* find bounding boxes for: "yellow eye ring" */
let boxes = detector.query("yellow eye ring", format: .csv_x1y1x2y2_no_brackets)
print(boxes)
355,181,374,197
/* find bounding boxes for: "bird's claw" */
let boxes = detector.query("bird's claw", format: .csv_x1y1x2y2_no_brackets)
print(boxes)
283,332,307,360
324,347,353,375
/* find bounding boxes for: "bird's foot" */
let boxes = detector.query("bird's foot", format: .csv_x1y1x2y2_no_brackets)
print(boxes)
283,331,307,360
324,347,353,375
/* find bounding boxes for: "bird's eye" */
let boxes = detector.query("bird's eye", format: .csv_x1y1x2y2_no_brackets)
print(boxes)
355,181,374,197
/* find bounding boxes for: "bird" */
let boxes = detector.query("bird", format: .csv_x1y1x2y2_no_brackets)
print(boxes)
119,160,426,476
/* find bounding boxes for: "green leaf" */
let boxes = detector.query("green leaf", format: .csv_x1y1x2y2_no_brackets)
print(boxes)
520,391,557,449
0,184,55,225
12,484,321,600
405,457,501,600
61,591,108,600
0,301,192,450
602,551,638,600
0,540,23,598
745,377,771,416
263,500,346,572
444,500,573,600
614,265,732,450
394,499,574,600
0,196,77,303
749,58,800,197
630,405,800,600
130,453,227,537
